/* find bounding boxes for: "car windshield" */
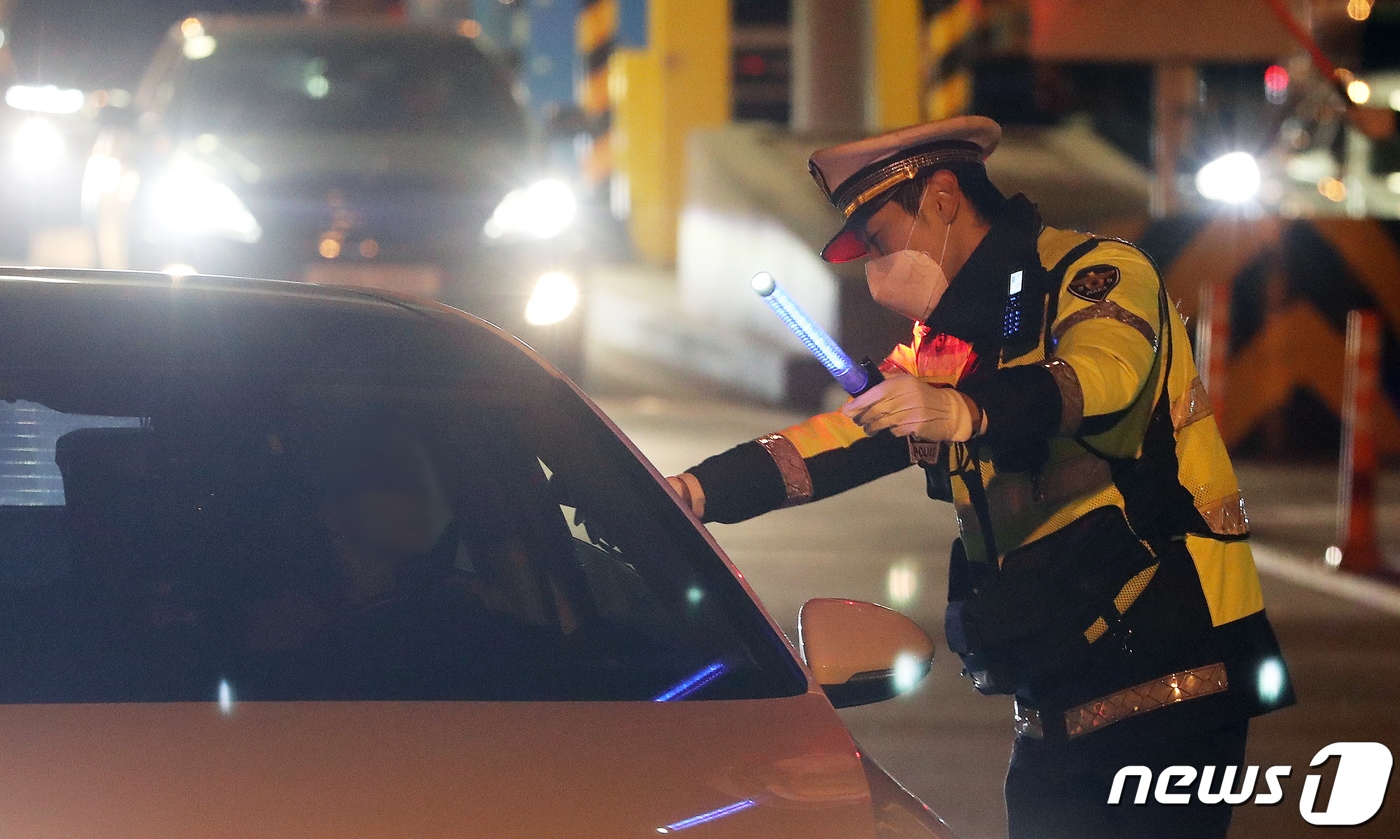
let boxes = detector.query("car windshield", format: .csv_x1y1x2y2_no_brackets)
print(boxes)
0,297,803,704
162,31,525,137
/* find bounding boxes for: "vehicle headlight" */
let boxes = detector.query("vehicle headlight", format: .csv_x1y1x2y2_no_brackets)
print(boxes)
1195,152,1260,204
524,271,579,326
5,84,85,115
148,168,262,243
10,116,66,174
484,179,576,241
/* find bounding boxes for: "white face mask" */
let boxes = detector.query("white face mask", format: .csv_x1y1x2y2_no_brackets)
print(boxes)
864,190,953,323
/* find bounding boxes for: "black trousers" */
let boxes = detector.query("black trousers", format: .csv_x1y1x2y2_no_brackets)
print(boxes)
1005,716,1249,839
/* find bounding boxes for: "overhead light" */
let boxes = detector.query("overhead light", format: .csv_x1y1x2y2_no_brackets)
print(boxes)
5,84,85,115
1347,79,1371,105
1195,152,1260,204
524,271,579,326
148,166,261,242
484,179,577,240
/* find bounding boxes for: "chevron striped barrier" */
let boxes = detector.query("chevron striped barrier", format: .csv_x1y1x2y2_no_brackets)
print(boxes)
1123,216,1400,459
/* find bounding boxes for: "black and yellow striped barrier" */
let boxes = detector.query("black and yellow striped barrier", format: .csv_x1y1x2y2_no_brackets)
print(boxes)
923,0,976,120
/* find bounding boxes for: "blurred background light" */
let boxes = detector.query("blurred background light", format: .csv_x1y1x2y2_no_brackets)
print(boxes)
5,84,86,115
1195,152,1260,204
1318,177,1348,203
1257,658,1286,704
183,35,216,60
1263,64,1288,104
524,271,579,325
1347,79,1372,105
886,560,918,607
10,116,66,174
1346,0,1373,21
893,653,924,694
149,166,262,243
484,179,577,240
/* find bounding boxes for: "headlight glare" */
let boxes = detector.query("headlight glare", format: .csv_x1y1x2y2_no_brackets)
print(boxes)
149,167,262,243
484,179,577,241
11,116,66,174
524,271,579,326
1195,152,1260,204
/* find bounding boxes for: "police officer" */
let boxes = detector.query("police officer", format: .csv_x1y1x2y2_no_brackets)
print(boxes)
665,116,1294,839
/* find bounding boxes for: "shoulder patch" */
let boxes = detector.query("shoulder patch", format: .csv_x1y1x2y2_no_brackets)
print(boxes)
1068,264,1121,302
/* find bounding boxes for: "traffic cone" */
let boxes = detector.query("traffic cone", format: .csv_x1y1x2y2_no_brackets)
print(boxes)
1337,309,1383,576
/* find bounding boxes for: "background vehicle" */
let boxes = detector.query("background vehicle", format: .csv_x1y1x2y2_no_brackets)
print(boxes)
0,269,953,838
83,16,587,375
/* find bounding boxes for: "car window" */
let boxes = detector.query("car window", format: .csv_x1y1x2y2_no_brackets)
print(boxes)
0,380,804,704
163,33,525,137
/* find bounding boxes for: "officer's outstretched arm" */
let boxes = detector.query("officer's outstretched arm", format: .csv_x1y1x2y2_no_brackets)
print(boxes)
961,242,1162,444
669,410,911,523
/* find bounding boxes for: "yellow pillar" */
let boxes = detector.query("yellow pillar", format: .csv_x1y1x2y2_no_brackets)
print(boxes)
867,0,923,131
610,0,731,264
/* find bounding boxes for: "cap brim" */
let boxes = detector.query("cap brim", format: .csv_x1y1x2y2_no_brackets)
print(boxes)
820,226,869,264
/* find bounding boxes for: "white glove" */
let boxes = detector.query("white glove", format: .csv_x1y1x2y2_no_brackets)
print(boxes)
840,374,982,442
666,473,706,519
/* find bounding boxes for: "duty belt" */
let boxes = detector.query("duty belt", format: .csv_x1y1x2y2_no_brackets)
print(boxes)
1013,663,1229,740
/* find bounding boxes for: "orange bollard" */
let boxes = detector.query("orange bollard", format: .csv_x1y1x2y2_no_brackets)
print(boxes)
1337,309,1382,576
1196,279,1231,431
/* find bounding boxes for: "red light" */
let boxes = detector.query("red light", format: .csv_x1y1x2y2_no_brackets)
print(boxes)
1264,65,1289,95
739,54,767,78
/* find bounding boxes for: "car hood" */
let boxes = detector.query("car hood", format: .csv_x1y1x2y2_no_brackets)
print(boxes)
176,131,528,190
0,690,880,838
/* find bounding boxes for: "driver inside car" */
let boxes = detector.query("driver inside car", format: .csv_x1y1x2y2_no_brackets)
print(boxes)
246,425,454,653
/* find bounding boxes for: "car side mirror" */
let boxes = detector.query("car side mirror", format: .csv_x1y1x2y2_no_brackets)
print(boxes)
798,598,934,708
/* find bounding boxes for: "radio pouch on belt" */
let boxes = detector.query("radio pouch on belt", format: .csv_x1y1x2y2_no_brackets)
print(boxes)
944,507,1159,695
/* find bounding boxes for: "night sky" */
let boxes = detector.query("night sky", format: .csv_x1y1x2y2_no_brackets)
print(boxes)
8,0,298,88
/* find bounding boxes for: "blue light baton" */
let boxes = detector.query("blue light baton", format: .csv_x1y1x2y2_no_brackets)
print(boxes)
751,272,883,396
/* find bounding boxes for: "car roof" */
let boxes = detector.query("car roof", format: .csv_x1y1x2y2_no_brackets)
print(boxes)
181,14,473,42
0,268,558,411
0,267,428,309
